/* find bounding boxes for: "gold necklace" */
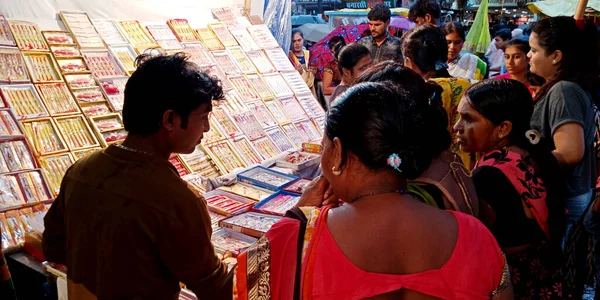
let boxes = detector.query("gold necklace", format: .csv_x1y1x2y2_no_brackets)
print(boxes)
349,188,406,203
115,143,154,156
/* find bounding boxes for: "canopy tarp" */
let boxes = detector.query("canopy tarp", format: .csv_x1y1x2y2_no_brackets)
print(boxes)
324,8,409,17
528,0,600,16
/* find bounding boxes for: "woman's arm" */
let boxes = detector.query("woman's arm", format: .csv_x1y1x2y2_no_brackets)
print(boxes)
552,123,585,168
322,70,336,95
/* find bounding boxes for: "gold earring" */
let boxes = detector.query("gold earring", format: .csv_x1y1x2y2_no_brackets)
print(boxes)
332,166,342,176
552,60,557,65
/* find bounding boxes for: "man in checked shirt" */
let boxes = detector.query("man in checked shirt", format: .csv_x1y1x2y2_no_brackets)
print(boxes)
358,4,402,64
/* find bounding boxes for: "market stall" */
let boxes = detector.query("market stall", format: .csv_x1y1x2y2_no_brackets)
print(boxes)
0,2,325,299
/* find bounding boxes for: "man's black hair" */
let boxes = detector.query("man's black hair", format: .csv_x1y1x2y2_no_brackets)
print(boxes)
408,0,441,23
495,29,512,41
368,4,392,22
122,53,223,136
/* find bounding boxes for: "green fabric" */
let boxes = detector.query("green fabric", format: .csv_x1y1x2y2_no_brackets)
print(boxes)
476,56,487,77
407,183,439,209
464,0,491,55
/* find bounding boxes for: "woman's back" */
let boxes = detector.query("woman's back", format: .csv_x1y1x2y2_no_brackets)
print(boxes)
307,197,507,299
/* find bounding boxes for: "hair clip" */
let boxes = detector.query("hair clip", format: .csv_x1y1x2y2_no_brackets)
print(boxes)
435,60,449,71
525,129,541,145
428,91,437,106
387,153,402,172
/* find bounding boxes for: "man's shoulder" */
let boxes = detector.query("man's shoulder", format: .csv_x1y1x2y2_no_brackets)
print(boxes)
388,36,402,43
357,37,372,44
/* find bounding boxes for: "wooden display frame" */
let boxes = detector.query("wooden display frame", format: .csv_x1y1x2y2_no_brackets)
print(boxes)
208,22,238,47
98,76,127,112
167,19,200,42
196,28,225,51
230,135,264,165
38,152,75,197
108,45,137,75
54,115,101,151
41,31,76,46
117,20,158,49
227,46,256,74
181,42,214,67
20,117,68,156
55,57,90,74
90,19,129,46
59,11,105,49
203,140,247,173
8,20,49,51
0,14,16,47
34,82,81,116
81,49,126,79
88,113,126,147
245,73,274,100
0,84,49,120
21,52,63,83
0,47,30,83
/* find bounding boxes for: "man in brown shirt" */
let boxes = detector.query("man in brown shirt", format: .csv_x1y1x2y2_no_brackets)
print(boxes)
43,53,231,299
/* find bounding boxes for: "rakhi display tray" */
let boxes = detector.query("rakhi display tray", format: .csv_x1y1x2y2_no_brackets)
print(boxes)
21,118,68,156
230,136,264,166
167,19,199,42
229,28,260,52
284,178,312,195
0,139,36,173
246,25,279,49
35,82,81,116
91,19,129,45
22,52,63,83
50,46,81,58
59,11,105,49
38,152,74,197
0,109,24,137
204,189,255,217
99,77,127,112
82,50,125,79
0,84,49,120
196,28,224,51
54,115,100,151
237,166,298,191
117,20,158,48
219,211,281,238
217,182,275,202
0,47,30,83
0,15,16,47
55,57,89,74
8,20,49,51
208,22,238,48
211,228,257,255
42,31,75,46
109,45,137,74
253,191,300,216
276,151,321,171
182,43,214,67
169,155,191,177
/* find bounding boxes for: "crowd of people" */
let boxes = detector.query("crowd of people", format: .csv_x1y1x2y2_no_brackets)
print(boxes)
25,0,600,299
273,0,600,299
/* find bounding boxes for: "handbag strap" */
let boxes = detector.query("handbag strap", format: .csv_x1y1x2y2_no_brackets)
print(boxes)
284,207,309,300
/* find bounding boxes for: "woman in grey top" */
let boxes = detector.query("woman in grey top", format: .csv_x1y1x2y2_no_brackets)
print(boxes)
527,16,599,236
